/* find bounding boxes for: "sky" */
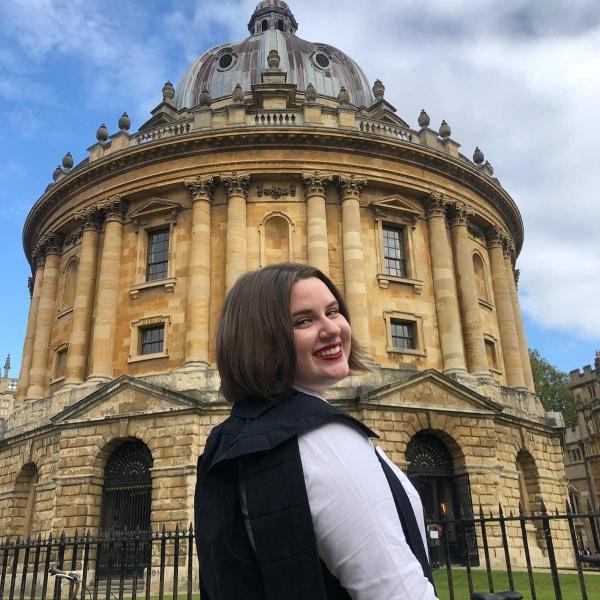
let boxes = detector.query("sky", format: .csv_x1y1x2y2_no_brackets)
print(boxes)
0,0,599,378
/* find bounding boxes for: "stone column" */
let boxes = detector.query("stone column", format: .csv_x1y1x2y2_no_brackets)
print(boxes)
487,228,526,390
222,173,250,293
16,256,45,404
337,175,371,350
27,233,63,399
64,207,103,385
449,204,490,378
504,241,535,392
302,171,331,275
425,193,467,374
184,177,216,367
88,196,128,382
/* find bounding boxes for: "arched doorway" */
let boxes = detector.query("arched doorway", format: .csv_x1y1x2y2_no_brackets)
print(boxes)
406,431,477,565
99,440,153,576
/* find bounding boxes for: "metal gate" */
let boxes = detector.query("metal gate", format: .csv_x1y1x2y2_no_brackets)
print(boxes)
406,432,478,565
99,440,153,576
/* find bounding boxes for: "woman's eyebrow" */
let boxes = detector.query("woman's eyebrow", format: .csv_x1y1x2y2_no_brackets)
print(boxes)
291,301,339,318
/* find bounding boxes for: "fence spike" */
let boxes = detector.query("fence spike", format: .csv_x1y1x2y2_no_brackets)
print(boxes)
509,509,514,518
498,503,504,517
60,530,66,540
540,500,547,514
479,504,484,518
518,500,524,516
566,500,572,514
175,523,180,534
189,522,194,534
555,507,560,516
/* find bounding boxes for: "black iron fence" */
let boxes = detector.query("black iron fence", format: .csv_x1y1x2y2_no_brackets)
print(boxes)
0,504,599,600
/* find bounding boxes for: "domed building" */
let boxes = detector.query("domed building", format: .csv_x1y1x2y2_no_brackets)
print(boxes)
1,0,569,567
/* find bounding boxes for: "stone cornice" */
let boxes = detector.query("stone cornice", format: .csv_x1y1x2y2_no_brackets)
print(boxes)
23,128,524,262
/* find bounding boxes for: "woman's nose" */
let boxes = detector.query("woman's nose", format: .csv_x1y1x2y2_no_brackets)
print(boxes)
319,315,341,338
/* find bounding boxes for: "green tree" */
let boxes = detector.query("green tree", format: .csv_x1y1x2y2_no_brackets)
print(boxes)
529,348,577,426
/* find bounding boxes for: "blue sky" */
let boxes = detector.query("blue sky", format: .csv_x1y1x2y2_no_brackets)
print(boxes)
1,0,599,378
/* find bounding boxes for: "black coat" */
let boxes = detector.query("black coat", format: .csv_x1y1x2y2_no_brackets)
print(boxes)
195,389,433,599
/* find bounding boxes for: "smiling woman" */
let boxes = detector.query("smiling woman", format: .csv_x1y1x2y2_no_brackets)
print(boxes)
195,262,439,600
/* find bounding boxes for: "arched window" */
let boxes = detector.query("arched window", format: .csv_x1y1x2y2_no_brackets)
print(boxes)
14,463,39,538
472,252,489,302
60,259,78,310
516,449,544,549
260,213,294,267
277,19,284,31
261,19,268,31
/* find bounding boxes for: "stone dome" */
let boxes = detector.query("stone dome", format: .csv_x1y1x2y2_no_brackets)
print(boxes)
174,0,375,109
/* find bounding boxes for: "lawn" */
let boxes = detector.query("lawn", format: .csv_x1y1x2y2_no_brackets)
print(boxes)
433,568,600,600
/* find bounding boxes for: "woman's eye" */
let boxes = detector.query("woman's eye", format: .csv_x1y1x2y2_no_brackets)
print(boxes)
294,318,311,328
327,308,339,317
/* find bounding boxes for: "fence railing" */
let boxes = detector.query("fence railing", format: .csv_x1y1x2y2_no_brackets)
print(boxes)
1,505,599,600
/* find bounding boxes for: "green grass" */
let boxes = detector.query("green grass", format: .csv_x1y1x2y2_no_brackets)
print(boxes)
433,568,600,600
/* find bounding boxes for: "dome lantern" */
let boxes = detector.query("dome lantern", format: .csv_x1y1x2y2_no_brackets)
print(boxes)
248,0,298,35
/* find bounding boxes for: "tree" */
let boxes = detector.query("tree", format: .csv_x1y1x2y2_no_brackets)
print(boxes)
529,348,577,427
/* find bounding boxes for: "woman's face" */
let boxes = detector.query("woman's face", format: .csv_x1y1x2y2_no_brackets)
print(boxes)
290,277,351,396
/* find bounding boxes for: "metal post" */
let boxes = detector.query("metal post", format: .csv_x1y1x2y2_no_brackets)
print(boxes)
30,535,42,600
186,525,193,600
518,502,536,600
540,501,562,600
19,537,31,600
40,535,52,600
173,525,180,600
479,506,494,593
498,504,514,591
80,532,90,600
9,538,21,600
158,527,167,600
566,501,588,600
0,538,9,599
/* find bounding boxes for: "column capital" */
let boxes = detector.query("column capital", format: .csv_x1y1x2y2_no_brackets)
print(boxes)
101,195,128,223
514,268,520,290
486,225,508,249
27,276,34,299
31,243,46,268
38,231,64,257
424,192,448,219
336,174,367,201
448,202,472,229
185,176,217,202
503,237,516,261
221,172,251,199
302,171,333,197
75,205,104,232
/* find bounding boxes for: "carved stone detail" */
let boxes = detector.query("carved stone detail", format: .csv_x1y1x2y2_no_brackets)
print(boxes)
222,172,251,199
302,171,332,197
267,49,281,70
27,276,34,298
185,177,217,202
514,269,520,290
336,174,367,201
31,244,46,268
448,202,471,228
101,195,129,222
503,237,516,261
75,205,104,232
63,229,83,250
39,232,64,256
486,225,507,249
424,192,447,219
256,183,296,199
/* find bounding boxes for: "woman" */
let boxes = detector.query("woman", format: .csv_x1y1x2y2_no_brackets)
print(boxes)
195,263,438,600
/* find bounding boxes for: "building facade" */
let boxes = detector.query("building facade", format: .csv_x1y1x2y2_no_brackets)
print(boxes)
566,352,600,550
0,0,569,567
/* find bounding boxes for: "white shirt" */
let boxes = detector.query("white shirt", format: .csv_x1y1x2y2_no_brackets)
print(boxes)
298,420,438,600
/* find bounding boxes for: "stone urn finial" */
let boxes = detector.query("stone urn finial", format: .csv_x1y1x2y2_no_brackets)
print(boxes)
418,109,430,128
305,83,317,103
96,123,109,142
162,81,175,104
118,112,131,131
52,165,62,181
484,160,494,175
473,147,484,165
267,49,281,70
62,152,74,169
199,88,212,107
232,84,245,104
372,79,385,100
439,120,451,138
337,86,350,106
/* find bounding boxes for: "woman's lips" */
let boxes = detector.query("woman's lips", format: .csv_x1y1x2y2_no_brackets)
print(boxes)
314,344,342,360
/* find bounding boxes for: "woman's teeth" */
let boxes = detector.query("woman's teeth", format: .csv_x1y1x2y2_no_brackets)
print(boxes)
316,345,341,357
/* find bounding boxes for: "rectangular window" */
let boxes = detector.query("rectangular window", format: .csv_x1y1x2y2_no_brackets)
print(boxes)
383,226,407,278
55,347,68,379
390,319,415,350
146,229,170,281
140,325,165,355
485,339,498,370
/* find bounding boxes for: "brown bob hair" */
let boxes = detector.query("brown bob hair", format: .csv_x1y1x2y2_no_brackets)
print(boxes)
217,263,369,403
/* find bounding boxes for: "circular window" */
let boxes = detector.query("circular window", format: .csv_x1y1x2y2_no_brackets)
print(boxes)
314,52,330,69
219,53,234,70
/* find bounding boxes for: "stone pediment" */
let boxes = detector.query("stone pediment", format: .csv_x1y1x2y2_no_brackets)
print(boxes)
128,198,184,221
360,370,503,416
52,376,206,424
372,195,422,224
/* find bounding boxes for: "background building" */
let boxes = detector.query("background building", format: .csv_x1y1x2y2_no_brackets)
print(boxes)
0,0,570,567
566,352,600,550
